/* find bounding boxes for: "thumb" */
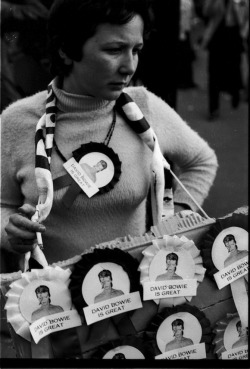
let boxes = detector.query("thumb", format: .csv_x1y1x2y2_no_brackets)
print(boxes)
18,204,37,218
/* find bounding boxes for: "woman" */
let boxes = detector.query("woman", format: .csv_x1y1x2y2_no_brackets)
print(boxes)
1,0,218,269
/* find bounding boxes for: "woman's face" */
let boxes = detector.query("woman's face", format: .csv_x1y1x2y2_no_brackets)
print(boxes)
63,14,144,100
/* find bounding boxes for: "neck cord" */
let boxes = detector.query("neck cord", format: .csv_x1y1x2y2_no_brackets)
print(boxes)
53,109,116,163
104,109,116,146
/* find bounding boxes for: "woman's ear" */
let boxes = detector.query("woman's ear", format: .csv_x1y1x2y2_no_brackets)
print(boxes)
58,48,73,65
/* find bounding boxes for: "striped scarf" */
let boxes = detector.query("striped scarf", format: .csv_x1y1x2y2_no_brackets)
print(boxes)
34,81,173,225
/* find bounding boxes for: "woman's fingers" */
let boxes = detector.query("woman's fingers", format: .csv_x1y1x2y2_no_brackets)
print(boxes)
5,204,46,254
5,220,38,253
7,237,37,254
8,213,46,233
17,203,37,217
6,220,39,239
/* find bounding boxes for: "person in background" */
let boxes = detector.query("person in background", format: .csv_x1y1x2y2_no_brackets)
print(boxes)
1,0,52,112
1,0,218,271
133,0,180,109
200,0,248,120
177,0,197,89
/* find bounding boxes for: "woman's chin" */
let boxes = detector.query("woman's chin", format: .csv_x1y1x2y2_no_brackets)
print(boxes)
102,87,125,101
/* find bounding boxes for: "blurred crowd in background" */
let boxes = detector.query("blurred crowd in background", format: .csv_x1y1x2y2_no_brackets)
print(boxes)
1,0,249,117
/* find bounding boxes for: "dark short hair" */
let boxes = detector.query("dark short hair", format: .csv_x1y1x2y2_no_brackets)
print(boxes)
166,252,179,264
172,318,184,329
99,160,108,170
112,352,126,359
48,0,152,76
223,234,236,244
98,269,112,280
236,320,242,330
35,285,50,295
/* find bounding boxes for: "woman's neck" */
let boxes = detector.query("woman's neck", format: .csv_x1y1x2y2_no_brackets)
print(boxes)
52,77,113,113
62,74,90,96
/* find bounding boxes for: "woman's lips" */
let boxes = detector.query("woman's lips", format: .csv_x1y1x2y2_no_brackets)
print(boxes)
109,82,127,90
110,81,127,86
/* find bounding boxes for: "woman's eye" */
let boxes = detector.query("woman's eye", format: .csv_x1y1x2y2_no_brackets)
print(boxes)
133,48,143,55
106,48,122,54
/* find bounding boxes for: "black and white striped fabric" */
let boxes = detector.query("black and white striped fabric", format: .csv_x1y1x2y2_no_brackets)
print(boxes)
116,92,172,224
35,81,173,224
35,83,56,222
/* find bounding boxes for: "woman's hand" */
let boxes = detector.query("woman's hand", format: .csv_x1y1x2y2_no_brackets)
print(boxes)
5,204,46,254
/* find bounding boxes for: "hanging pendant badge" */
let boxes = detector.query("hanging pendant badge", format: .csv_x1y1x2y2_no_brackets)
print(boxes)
61,142,122,206
73,142,122,194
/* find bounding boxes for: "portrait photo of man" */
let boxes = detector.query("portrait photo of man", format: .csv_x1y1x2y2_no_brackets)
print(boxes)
232,321,248,349
31,285,64,323
94,269,124,304
156,253,183,281
165,318,194,352
223,234,248,268
80,159,108,183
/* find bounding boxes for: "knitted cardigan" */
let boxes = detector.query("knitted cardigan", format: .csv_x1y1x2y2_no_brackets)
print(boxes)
1,83,218,263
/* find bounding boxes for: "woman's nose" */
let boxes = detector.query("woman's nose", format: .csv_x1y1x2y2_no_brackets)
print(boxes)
120,52,138,76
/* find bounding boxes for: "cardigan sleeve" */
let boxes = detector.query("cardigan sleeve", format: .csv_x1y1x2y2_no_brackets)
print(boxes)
126,86,218,212
0,110,23,252
0,93,45,252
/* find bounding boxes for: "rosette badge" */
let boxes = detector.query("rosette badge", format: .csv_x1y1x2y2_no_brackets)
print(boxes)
69,248,143,325
4,266,82,358
138,234,206,307
147,304,213,360
213,313,248,360
199,211,248,336
91,333,155,359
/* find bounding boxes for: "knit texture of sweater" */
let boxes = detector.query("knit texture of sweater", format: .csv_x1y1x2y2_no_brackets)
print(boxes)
1,82,218,264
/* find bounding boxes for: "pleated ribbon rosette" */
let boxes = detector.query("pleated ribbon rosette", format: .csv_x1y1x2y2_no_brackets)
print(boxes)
212,312,248,359
4,266,72,341
139,235,206,307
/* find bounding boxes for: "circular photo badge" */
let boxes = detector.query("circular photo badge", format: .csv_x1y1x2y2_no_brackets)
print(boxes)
90,333,154,359
156,312,202,353
69,248,140,312
5,267,72,341
103,345,145,359
213,313,248,358
82,262,130,305
224,316,248,351
211,227,248,270
73,142,122,194
79,153,114,189
149,249,195,282
139,235,205,307
199,212,248,278
19,279,72,323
